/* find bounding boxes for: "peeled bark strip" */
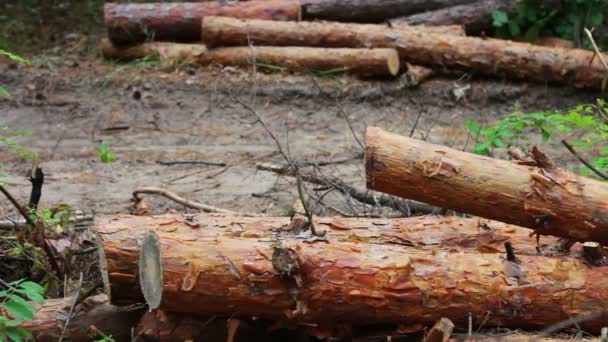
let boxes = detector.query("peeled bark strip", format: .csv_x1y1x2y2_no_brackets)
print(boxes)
138,223,608,333
21,294,144,342
101,38,208,64
365,127,608,243
202,17,608,89
390,0,518,34
105,0,301,45
300,0,476,23
202,46,400,77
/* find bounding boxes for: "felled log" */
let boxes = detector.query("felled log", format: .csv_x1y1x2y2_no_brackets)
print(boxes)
20,294,144,342
101,38,208,64
365,127,608,243
300,0,477,23
101,39,400,77
135,221,608,333
96,213,568,305
389,0,518,35
104,0,301,45
201,16,608,89
201,46,401,76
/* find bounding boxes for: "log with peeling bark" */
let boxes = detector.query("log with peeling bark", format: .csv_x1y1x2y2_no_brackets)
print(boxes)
201,16,608,89
104,0,301,45
134,220,608,333
300,0,477,23
365,127,608,243
389,0,518,35
20,294,144,342
96,213,567,305
202,46,400,76
96,213,608,333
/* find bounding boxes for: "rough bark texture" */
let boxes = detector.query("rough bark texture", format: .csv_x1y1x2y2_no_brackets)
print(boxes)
20,294,144,342
202,46,401,76
300,0,477,23
101,38,208,64
365,127,608,243
202,17,464,47
96,212,567,304
104,0,301,45
137,221,608,333
390,0,518,35
201,17,608,89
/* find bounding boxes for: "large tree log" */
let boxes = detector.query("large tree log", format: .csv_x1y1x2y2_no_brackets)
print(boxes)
95,213,566,306
101,39,400,77
201,46,401,77
20,294,144,342
300,0,477,23
365,127,608,243
201,16,608,89
104,0,301,45
389,0,518,35
135,222,608,333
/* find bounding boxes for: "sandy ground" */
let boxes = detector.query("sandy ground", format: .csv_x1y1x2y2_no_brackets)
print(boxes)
0,58,599,220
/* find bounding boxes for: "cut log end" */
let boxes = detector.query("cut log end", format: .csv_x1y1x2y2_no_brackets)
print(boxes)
140,231,163,310
386,49,400,76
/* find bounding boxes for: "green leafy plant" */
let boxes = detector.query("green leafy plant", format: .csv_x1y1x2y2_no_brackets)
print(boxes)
0,49,30,98
0,279,46,342
465,100,608,177
492,0,608,48
97,141,116,164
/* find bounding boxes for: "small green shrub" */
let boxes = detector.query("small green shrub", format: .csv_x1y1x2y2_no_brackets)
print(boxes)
0,279,45,342
97,141,116,164
464,100,608,177
492,0,608,47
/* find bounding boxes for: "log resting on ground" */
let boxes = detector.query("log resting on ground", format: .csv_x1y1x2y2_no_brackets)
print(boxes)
20,294,144,342
300,0,476,23
104,0,301,45
365,127,608,243
96,213,566,305
95,213,607,333
201,16,608,89
101,39,208,64
389,0,518,35
138,222,608,333
200,46,401,77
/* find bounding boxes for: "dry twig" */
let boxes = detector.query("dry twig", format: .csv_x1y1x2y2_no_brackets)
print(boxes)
561,139,608,180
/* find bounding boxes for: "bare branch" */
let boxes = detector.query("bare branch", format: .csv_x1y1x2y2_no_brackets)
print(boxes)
562,139,608,180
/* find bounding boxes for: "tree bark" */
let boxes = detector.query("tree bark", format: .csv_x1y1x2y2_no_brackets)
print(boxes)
20,294,144,342
104,0,301,45
365,127,608,243
300,0,477,23
389,0,518,35
202,46,401,77
201,16,608,89
95,212,565,305
136,223,608,333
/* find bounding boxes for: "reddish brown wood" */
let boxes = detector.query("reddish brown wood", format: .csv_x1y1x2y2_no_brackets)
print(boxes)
96,214,608,333
300,0,477,23
104,0,301,45
390,0,518,34
20,294,144,342
201,16,608,89
101,38,208,64
365,127,608,243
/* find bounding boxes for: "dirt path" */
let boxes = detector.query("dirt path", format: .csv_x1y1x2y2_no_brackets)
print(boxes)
0,59,598,218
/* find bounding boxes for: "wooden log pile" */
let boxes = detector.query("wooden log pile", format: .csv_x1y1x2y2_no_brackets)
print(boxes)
99,0,608,88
